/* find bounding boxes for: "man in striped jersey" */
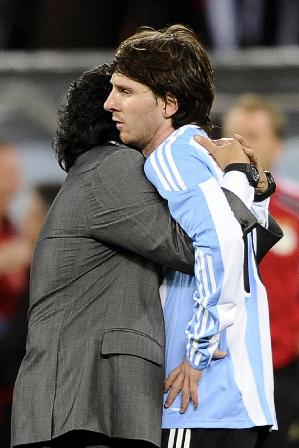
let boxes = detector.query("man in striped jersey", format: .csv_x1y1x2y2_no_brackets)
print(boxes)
105,25,280,448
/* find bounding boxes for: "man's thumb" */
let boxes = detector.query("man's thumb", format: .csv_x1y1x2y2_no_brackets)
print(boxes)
212,350,227,359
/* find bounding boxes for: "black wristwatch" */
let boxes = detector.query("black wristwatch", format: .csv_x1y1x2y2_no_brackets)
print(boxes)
224,163,260,188
254,170,276,202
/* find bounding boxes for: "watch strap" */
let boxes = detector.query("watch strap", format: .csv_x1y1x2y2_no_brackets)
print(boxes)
224,163,251,174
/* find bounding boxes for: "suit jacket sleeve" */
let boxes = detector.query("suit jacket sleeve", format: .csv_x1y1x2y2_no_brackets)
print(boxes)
222,188,283,263
87,147,194,275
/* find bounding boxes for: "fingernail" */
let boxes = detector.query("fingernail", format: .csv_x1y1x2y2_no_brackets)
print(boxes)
164,403,169,408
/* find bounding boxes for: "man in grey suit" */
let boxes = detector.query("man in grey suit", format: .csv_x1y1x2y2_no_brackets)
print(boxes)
11,64,269,447
11,64,197,448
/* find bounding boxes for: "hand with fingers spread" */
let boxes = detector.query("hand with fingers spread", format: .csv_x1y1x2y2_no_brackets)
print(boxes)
164,349,227,414
194,134,269,193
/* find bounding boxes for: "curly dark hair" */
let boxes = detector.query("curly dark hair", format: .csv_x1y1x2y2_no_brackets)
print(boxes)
113,24,214,134
53,63,120,172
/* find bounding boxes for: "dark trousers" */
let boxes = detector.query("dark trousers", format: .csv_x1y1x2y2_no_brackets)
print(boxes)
18,430,155,448
162,427,270,448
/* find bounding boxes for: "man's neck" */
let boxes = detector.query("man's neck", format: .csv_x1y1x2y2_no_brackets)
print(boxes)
142,125,175,158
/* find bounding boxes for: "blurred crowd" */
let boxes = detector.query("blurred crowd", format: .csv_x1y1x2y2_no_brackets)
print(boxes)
0,0,299,50
0,142,61,446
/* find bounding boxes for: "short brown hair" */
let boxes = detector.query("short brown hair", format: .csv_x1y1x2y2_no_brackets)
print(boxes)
224,94,286,138
113,24,214,134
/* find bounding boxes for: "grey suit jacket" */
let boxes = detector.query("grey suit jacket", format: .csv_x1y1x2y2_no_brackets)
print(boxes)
11,144,195,447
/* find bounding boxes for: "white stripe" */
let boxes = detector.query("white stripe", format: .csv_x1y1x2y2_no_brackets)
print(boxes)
189,346,196,363
157,146,180,191
176,429,184,448
198,308,209,339
149,153,171,191
194,249,204,300
251,249,277,427
194,247,201,275
193,309,202,341
194,347,202,366
189,250,217,361
194,308,209,366
165,141,187,190
197,282,204,299
195,248,217,302
183,429,191,448
167,429,176,448
226,281,267,425
207,333,220,358
199,250,210,303
186,253,211,360
186,305,204,353
207,254,217,293
194,248,203,285
156,125,198,192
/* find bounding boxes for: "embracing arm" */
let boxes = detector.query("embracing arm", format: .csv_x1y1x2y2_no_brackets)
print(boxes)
87,147,194,274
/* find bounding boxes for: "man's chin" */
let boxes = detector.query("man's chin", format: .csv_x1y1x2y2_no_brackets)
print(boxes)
118,130,128,142
119,133,140,148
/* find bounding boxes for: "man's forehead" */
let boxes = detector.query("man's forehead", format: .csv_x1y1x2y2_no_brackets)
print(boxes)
110,73,150,91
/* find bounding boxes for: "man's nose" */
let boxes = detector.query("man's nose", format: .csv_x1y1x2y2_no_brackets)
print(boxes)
104,91,117,112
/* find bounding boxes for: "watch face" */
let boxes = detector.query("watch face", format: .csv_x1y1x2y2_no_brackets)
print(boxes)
248,164,260,187
252,166,260,182
254,170,276,201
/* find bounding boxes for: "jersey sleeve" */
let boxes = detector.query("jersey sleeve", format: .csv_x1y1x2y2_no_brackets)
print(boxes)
144,140,245,370
222,171,269,228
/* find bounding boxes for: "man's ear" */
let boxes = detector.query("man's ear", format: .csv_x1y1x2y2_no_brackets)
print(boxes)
163,95,178,118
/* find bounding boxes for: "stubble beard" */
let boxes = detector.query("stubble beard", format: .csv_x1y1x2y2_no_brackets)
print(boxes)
120,129,149,151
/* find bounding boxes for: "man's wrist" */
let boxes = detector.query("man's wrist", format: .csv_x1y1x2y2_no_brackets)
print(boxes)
254,171,276,202
186,354,205,371
255,171,268,193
